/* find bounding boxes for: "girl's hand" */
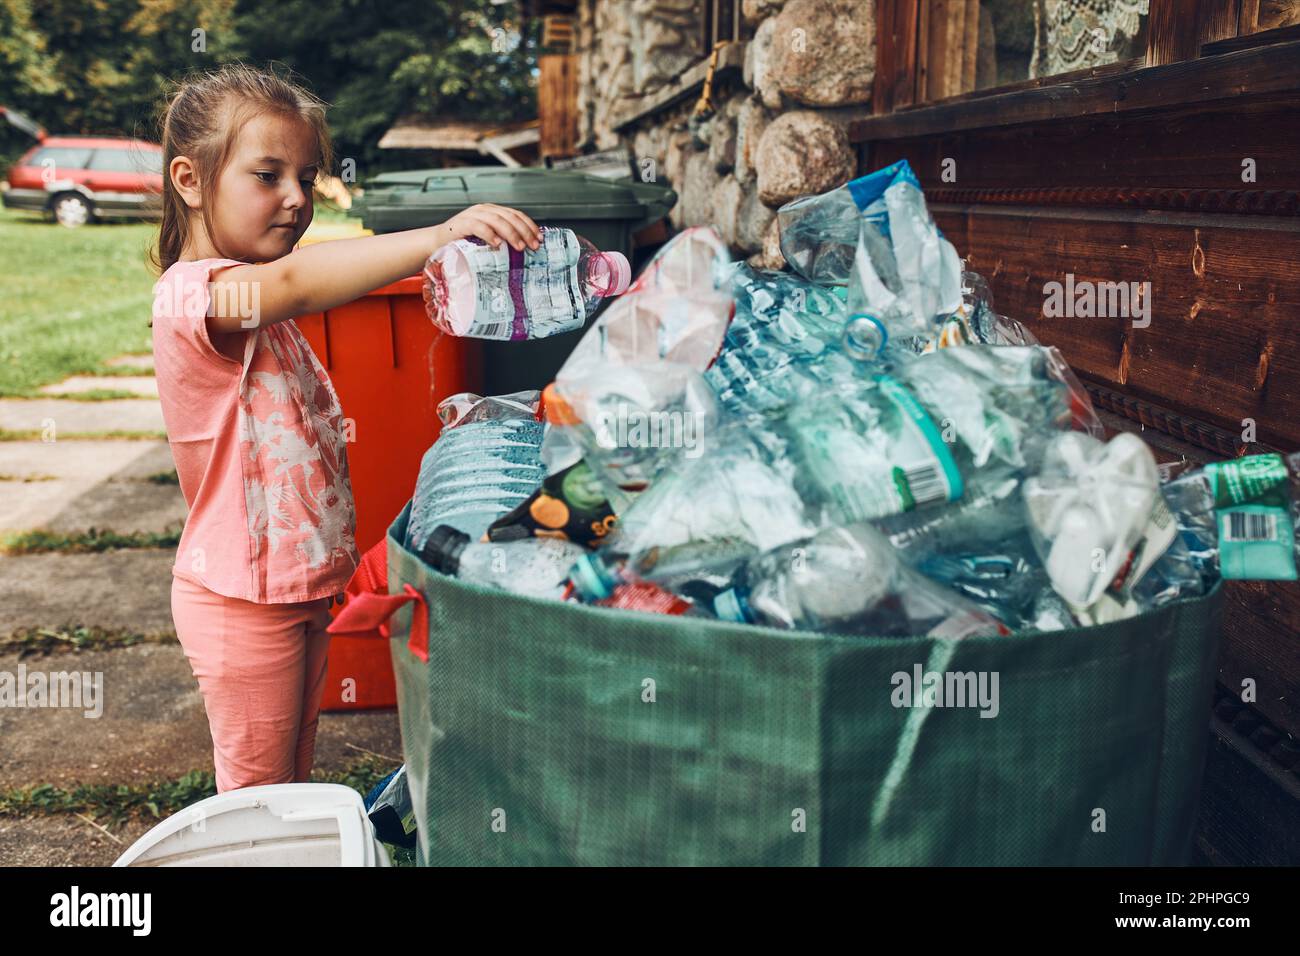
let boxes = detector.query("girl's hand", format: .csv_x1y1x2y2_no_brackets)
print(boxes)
443,203,542,252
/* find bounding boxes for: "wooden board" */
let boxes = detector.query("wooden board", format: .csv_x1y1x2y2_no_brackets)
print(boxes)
539,54,579,159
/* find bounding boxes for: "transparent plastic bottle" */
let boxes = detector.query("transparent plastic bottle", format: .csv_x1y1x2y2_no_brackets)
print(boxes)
419,524,587,600
405,391,547,551
1160,450,1300,583
710,521,1007,638
705,263,866,416
422,225,631,340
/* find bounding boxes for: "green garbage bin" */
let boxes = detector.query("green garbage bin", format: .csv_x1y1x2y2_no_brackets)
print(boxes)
350,167,677,394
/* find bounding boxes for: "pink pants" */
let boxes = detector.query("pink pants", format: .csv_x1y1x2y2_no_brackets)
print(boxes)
171,575,333,793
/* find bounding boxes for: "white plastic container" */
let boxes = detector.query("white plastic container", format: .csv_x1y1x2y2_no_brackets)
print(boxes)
112,784,392,867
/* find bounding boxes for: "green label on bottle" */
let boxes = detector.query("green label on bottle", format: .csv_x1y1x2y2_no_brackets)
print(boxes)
1205,454,1296,580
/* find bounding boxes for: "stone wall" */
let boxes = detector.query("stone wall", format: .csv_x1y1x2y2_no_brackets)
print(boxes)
575,0,875,268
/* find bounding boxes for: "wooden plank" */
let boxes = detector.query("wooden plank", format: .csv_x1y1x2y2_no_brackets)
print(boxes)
1147,0,1209,65
1204,20,1300,52
961,0,980,94
538,54,578,159
873,0,921,114
915,0,930,107
849,38,1300,142
927,205,1300,453
1199,0,1245,47
865,94,1300,190
1240,0,1262,31
925,0,966,100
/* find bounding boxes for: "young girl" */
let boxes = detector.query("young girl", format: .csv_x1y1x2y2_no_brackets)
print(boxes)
150,63,541,793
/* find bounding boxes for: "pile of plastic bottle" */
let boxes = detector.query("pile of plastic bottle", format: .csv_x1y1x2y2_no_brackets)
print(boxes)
409,159,1300,639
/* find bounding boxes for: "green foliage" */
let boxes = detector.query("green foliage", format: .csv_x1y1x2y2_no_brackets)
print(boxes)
0,0,538,175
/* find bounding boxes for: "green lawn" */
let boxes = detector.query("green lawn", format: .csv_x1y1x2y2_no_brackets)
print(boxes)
0,202,355,397
0,204,158,396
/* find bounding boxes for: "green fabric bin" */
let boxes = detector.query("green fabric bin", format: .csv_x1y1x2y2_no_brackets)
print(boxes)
383,501,1224,866
350,167,677,394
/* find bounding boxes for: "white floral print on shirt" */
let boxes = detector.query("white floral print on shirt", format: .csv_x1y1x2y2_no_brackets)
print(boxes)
238,320,357,599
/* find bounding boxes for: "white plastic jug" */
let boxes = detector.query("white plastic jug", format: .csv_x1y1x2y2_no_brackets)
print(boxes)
112,783,391,867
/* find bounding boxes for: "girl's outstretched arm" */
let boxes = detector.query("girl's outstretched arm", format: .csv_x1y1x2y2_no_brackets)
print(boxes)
205,203,541,335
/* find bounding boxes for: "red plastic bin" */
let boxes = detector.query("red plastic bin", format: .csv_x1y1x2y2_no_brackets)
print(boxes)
296,275,484,711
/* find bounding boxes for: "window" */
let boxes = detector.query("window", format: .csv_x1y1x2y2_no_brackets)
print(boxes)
701,0,747,52
88,148,161,174
28,147,94,171
921,0,1149,101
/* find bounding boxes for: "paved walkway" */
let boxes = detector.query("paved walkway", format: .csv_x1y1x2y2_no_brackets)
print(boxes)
0,359,403,866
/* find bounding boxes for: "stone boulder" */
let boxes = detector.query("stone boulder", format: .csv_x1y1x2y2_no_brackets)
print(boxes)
755,110,857,207
768,0,875,107
733,97,772,187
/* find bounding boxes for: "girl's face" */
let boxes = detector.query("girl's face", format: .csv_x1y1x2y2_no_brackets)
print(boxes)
207,112,318,262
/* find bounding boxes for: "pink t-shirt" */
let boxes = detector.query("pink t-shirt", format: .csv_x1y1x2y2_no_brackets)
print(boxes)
151,257,359,603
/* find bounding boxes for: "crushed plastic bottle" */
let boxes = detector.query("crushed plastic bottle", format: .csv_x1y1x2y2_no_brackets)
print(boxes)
710,521,1008,638
406,391,546,551
419,523,587,600
1160,451,1300,582
423,225,631,340
779,346,1074,528
837,160,964,359
536,228,733,509
568,425,815,601
1023,432,1180,624
705,263,867,416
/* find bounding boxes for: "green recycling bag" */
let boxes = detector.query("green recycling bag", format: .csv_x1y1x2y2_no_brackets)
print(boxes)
384,502,1223,866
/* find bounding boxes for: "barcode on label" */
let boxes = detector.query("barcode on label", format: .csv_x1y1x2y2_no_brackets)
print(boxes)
469,321,512,340
904,462,948,507
1223,511,1278,542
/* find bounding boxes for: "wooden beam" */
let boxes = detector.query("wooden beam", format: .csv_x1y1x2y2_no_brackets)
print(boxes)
873,0,921,114
849,39,1300,142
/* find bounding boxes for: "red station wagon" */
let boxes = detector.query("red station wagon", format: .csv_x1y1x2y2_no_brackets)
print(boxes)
3,135,164,227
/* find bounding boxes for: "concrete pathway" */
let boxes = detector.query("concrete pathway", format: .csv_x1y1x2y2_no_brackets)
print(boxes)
0,357,403,866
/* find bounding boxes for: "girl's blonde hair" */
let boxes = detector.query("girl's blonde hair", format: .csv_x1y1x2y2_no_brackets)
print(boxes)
149,62,333,275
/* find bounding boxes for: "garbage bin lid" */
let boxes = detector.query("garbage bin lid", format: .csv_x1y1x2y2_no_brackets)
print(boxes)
360,166,675,220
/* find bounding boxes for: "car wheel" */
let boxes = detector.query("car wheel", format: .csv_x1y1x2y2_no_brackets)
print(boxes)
52,193,92,228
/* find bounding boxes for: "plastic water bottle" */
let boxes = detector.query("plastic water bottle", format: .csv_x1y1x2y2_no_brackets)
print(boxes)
405,391,547,551
710,521,1007,638
705,264,865,416
1160,450,1300,583
781,352,1068,528
422,225,631,340
419,524,587,600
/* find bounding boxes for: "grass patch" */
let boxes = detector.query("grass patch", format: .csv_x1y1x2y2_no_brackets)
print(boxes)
0,757,415,866
0,429,167,441
0,527,181,555
0,625,174,657
143,469,179,485
90,362,154,377
28,389,151,402
0,473,56,482
0,206,159,397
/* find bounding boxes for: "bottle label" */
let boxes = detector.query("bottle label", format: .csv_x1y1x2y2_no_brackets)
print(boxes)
456,228,585,340
485,460,618,546
797,377,962,522
1206,454,1297,580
